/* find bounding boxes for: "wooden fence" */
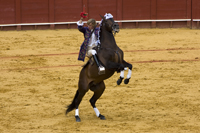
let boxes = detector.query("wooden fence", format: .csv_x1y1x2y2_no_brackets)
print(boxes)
0,0,200,30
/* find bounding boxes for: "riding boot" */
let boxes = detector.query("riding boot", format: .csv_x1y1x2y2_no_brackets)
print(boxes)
93,54,105,75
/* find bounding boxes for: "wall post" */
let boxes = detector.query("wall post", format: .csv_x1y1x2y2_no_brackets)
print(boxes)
15,0,21,30
186,0,192,28
117,0,123,28
151,0,157,28
192,0,197,29
49,0,55,29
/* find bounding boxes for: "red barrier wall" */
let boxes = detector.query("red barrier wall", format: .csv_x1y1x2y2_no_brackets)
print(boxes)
0,0,200,30
0,0,15,24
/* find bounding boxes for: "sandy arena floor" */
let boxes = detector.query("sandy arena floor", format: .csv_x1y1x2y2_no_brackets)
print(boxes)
0,28,200,133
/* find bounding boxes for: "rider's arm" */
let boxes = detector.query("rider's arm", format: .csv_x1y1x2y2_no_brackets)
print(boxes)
77,17,86,34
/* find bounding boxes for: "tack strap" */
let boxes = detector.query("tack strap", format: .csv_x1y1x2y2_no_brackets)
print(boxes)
89,25,97,38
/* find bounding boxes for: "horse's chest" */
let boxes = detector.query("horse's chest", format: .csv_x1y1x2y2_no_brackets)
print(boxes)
111,50,121,63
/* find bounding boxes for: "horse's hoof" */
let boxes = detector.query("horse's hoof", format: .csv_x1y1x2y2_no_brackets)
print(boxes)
124,78,130,84
117,77,123,85
99,114,106,120
75,116,81,122
117,79,122,85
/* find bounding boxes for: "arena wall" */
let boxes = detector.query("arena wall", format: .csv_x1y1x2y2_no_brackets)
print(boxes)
0,0,200,30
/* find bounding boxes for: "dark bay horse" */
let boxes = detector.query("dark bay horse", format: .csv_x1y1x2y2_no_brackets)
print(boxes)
66,13,132,122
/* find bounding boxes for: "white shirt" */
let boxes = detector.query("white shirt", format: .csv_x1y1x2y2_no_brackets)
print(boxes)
88,30,98,47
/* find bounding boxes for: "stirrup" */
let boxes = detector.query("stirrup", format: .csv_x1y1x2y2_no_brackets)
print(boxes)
98,65,105,75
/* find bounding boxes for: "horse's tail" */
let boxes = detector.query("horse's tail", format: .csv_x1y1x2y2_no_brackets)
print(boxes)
66,90,79,115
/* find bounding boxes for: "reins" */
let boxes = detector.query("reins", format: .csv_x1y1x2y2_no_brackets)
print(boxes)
89,25,97,38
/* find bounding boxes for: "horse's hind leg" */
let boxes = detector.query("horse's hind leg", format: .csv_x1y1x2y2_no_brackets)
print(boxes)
89,81,106,120
66,89,87,122
66,78,88,122
74,89,87,122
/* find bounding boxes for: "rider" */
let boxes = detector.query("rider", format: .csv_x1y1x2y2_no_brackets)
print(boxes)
77,17,105,75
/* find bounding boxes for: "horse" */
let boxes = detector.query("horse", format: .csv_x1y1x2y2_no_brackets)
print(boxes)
66,13,132,122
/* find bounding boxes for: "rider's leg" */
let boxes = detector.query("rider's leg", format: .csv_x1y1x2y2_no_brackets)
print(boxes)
88,49,105,75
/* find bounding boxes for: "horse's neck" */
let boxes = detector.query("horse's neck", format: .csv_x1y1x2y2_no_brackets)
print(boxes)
100,27,117,48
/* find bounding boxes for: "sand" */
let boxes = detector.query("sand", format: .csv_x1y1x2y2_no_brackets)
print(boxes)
0,28,200,133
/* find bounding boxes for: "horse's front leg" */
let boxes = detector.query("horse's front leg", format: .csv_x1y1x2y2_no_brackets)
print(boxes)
105,61,125,84
117,69,125,85
106,61,124,71
117,60,132,85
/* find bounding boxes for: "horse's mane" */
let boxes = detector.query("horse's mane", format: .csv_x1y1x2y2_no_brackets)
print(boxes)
97,19,103,45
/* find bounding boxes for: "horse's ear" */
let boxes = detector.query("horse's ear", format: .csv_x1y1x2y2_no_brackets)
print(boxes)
99,14,105,20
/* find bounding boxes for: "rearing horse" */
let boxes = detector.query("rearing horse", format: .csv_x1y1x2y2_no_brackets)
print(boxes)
66,13,132,122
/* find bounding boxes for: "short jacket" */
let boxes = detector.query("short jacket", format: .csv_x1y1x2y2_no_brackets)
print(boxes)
77,25,99,61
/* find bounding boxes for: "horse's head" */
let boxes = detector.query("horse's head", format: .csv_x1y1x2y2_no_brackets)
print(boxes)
100,13,119,34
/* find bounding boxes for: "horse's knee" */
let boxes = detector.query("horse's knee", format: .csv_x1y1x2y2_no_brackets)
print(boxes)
121,64,125,69
128,64,132,70
117,64,124,72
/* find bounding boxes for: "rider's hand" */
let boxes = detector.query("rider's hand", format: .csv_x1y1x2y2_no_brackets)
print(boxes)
79,17,83,24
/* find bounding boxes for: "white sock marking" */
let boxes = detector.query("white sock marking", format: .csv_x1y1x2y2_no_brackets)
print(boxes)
75,109,79,116
120,70,124,78
127,69,132,79
94,107,100,117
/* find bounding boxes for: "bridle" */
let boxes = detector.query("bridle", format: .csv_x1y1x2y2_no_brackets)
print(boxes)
109,19,119,36
112,22,119,36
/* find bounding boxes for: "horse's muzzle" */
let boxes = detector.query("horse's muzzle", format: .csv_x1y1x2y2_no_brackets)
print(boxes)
112,22,120,33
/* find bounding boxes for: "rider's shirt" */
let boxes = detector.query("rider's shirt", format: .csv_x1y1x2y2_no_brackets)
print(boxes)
88,29,98,47
77,20,99,61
